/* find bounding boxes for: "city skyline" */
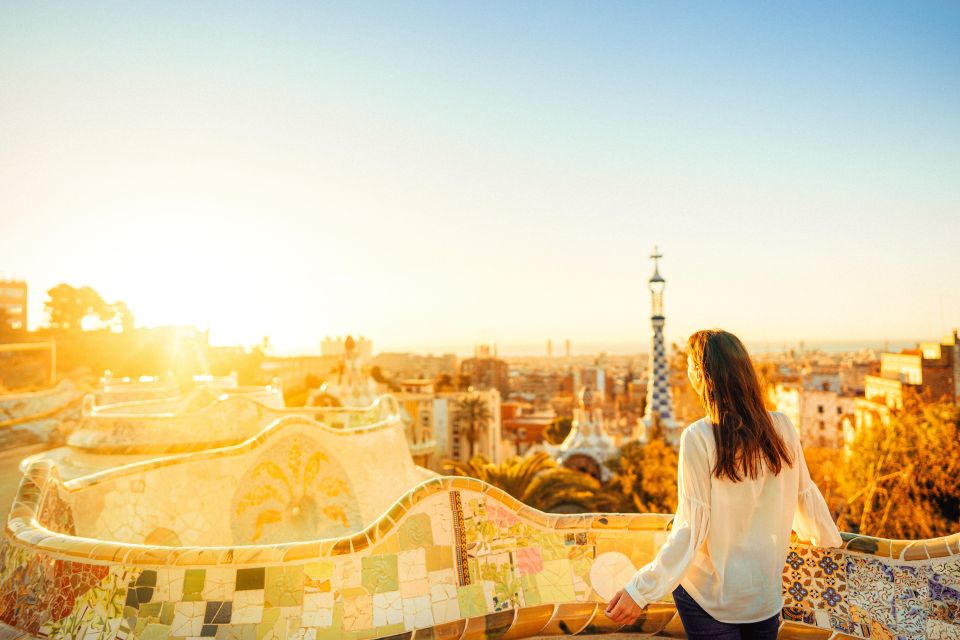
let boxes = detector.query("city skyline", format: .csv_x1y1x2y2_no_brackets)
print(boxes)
2,2,958,353
0,272,940,358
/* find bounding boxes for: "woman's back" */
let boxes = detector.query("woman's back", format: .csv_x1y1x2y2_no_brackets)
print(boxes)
680,411,831,621
618,329,842,632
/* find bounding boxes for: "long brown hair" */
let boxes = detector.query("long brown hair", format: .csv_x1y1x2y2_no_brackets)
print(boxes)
687,329,793,482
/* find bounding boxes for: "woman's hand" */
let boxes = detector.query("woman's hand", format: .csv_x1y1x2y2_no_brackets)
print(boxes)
605,588,645,625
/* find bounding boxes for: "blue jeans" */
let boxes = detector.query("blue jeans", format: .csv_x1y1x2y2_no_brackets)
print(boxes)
672,584,780,640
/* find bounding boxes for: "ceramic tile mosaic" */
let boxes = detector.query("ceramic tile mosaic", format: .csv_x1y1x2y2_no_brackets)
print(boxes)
894,564,931,639
56,422,424,548
0,379,84,449
4,412,960,640
63,393,394,457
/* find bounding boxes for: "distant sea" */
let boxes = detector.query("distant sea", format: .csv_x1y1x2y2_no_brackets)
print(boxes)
266,339,934,359
489,339,929,358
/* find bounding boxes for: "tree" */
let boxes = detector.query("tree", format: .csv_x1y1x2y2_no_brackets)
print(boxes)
833,396,960,539
443,452,621,513
111,300,135,332
451,393,492,459
606,438,680,514
370,366,388,384
435,373,455,392
44,284,117,331
801,446,846,519
544,417,573,445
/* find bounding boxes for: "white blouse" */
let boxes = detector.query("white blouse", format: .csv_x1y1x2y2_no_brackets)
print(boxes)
624,412,843,623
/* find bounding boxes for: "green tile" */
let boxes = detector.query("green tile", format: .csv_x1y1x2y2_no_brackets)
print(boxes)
398,513,433,551
140,624,171,640
361,555,399,594
256,606,281,640
265,566,304,606
235,567,265,591
457,583,487,618
139,603,162,620
539,533,567,561
159,603,175,626
182,569,205,601
215,623,257,640
315,603,348,640
521,574,541,606
467,558,479,584
373,623,405,637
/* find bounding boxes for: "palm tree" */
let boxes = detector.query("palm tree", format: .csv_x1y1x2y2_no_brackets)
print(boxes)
443,452,621,513
451,393,491,459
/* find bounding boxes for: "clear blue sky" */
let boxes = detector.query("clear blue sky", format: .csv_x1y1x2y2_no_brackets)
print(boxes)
1,1,958,354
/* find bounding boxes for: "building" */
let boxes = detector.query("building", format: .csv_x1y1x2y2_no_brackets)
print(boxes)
370,352,457,380
394,379,442,468
839,359,879,394
769,382,855,448
845,331,959,453
508,371,561,406
801,365,841,393
438,388,503,464
321,335,373,360
459,344,509,398
307,335,383,407
544,387,618,482
501,402,557,456
260,354,340,392
643,247,677,443
863,332,959,409
0,280,27,331
581,365,606,403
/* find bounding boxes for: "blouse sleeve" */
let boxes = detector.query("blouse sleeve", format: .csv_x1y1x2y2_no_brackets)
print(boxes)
624,427,711,608
789,417,843,547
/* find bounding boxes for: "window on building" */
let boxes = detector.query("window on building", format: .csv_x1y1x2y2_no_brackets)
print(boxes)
819,421,825,432
817,405,824,413
836,407,842,415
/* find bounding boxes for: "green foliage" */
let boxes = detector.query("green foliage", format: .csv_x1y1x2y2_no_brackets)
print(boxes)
451,393,492,458
44,283,133,332
435,373,455,392
827,398,960,539
443,452,620,513
606,439,679,514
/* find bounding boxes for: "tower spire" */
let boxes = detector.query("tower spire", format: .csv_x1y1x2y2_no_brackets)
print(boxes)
650,245,663,277
643,245,676,441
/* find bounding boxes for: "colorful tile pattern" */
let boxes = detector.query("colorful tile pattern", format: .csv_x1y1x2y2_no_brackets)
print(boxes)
64,393,393,456
3,443,960,640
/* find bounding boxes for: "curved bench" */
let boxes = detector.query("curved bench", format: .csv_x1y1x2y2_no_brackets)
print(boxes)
1,438,956,639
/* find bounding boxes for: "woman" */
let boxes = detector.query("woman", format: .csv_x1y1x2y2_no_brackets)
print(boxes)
605,329,842,639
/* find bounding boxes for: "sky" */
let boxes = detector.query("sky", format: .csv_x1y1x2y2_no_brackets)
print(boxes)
1,1,958,355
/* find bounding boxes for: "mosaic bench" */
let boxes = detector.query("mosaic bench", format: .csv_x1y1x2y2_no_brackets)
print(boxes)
59,394,398,457
90,381,284,417
0,379,84,449
95,374,181,406
1,420,957,639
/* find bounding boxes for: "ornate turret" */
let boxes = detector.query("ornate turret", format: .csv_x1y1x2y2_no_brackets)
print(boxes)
308,335,380,407
545,385,616,482
643,246,677,439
